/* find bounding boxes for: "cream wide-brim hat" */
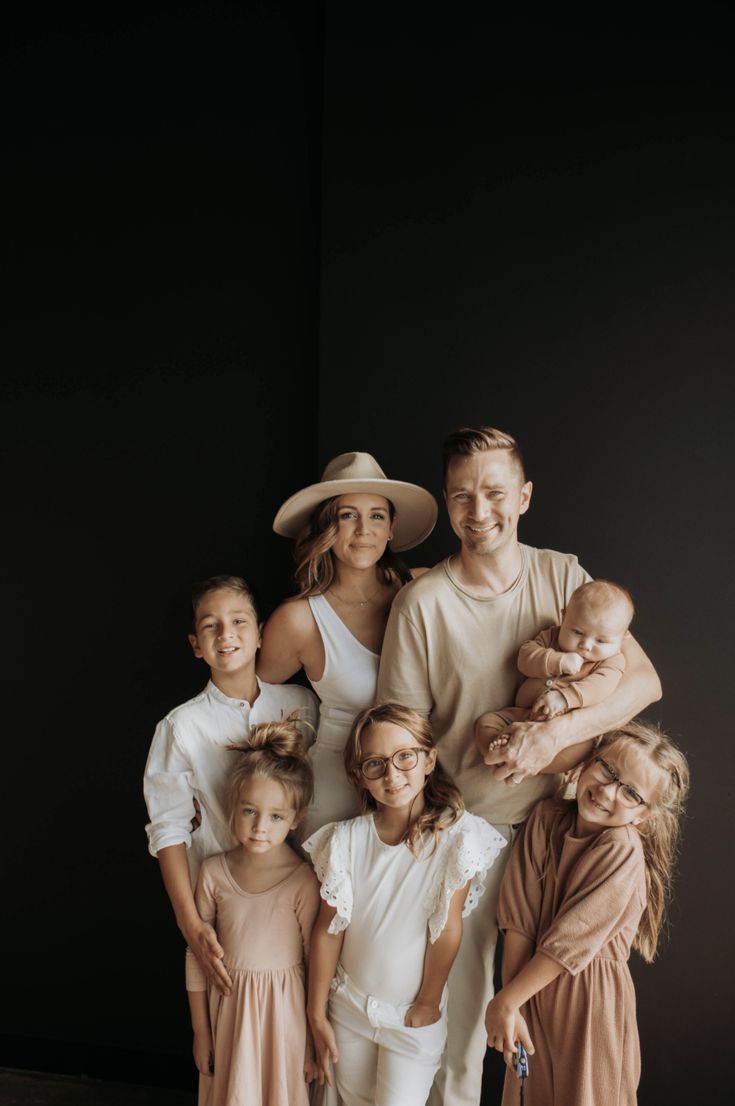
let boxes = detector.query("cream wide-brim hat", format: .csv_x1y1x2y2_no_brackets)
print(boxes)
272,452,438,553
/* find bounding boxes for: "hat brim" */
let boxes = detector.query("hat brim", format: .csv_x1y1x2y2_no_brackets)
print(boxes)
273,477,438,552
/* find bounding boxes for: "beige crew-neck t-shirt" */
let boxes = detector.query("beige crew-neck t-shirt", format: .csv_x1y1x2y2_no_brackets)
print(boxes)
377,545,590,825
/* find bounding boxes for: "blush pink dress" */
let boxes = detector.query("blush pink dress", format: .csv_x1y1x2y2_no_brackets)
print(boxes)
186,853,320,1106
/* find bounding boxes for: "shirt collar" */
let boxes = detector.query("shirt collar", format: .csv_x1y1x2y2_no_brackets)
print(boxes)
206,676,263,708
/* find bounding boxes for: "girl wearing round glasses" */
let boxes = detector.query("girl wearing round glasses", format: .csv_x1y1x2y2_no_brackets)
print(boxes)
484,720,690,1106
303,702,506,1106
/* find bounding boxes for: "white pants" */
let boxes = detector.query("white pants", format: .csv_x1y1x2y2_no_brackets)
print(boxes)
428,822,517,1106
329,968,447,1106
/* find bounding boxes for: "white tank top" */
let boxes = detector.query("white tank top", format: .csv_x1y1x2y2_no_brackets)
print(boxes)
307,594,380,734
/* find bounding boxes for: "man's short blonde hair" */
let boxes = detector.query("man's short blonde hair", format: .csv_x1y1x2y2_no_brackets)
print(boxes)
442,426,526,484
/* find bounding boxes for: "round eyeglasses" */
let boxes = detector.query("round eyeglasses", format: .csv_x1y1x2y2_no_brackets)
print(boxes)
591,756,648,809
358,747,428,780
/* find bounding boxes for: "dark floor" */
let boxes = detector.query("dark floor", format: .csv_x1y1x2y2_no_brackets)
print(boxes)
0,1070,194,1106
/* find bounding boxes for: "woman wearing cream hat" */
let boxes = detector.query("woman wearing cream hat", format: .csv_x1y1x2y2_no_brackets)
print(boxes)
258,452,437,837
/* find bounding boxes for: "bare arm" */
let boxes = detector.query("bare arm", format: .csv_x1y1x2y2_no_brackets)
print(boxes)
187,989,214,1076
501,929,535,987
158,844,232,994
257,600,317,684
485,951,563,1056
486,633,661,782
406,882,470,1027
307,900,344,1087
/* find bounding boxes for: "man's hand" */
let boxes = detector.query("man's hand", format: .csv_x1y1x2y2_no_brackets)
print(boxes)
405,1002,442,1027
483,718,560,783
529,689,567,721
560,651,584,675
185,919,232,994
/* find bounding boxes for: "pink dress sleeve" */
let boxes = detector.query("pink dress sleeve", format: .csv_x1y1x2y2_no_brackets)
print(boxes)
497,802,550,941
293,864,321,961
185,857,218,992
537,829,645,975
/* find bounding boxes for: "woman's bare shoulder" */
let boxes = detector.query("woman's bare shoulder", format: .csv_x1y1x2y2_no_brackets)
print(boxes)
264,595,316,636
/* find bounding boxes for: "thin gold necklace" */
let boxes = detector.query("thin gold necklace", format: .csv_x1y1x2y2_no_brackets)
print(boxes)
328,583,383,608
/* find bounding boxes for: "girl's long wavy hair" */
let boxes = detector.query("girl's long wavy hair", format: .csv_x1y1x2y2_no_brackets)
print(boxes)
291,496,412,598
344,702,464,856
590,721,689,963
227,713,314,826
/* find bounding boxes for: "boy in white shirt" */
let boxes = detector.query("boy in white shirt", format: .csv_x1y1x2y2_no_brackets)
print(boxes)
144,574,318,993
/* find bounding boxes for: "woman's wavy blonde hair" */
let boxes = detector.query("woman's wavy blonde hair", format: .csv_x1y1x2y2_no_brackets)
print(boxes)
591,720,689,962
227,713,314,825
344,702,464,856
291,496,412,598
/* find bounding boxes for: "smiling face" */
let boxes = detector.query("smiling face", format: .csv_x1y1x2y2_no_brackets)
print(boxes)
356,720,437,815
444,450,532,559
558,590,631,662
329,493,393,570
231,775,301,854
575,740,665,835
188,587,261,678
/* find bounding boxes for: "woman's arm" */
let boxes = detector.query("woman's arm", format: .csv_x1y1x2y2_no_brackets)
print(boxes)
257,600,318,683
187,989,214,1076
406,882,471,1027
158,844,231,994
307,900,344,1087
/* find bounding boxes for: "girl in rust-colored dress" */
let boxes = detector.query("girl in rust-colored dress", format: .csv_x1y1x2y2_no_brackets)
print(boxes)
484,721,689,1106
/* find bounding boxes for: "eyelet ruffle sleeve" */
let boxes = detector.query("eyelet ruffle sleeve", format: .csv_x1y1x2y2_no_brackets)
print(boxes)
302,820,353,934
424,813,507,943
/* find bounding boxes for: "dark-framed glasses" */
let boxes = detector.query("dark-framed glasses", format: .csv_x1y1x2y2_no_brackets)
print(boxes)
358,747,428,780
592,756,648,808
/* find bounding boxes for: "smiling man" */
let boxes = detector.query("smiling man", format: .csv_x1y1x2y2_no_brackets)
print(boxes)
376,425,661,1106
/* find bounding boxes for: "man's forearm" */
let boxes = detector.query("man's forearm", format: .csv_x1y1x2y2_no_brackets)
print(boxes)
545,654,662,752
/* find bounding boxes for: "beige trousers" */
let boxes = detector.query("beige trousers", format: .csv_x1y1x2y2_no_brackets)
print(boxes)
427,822,517,1106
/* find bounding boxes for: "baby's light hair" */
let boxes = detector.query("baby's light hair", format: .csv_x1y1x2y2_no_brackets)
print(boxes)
569,579,635,626
345,702,464,855
592,720,689,962
227,713,314,826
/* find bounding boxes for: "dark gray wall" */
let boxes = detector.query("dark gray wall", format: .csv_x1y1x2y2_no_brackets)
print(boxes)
3,0,322,1087
319,6,734,1104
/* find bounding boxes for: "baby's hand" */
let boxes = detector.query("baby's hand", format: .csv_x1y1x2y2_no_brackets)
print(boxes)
192,1029,214,1076
561,652,584,675
405,1002,441,1027
530,690,567,720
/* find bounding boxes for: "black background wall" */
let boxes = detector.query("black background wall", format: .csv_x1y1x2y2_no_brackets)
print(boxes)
3,2,734,1104
3,0,322,1086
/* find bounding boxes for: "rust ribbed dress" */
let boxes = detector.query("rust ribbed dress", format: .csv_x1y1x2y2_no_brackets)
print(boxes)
498,799,647,1106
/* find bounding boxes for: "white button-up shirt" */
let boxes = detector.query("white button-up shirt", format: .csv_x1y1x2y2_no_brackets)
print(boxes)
144,679,318,883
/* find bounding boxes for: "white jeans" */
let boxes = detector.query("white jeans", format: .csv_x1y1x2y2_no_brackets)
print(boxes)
428,821,517,1106
329,968,448,1106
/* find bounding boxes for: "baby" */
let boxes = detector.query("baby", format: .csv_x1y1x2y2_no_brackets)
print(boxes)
476,579,634,760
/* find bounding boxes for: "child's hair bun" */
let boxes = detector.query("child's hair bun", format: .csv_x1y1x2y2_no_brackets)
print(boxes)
246,713,311,759
227,712,314,820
